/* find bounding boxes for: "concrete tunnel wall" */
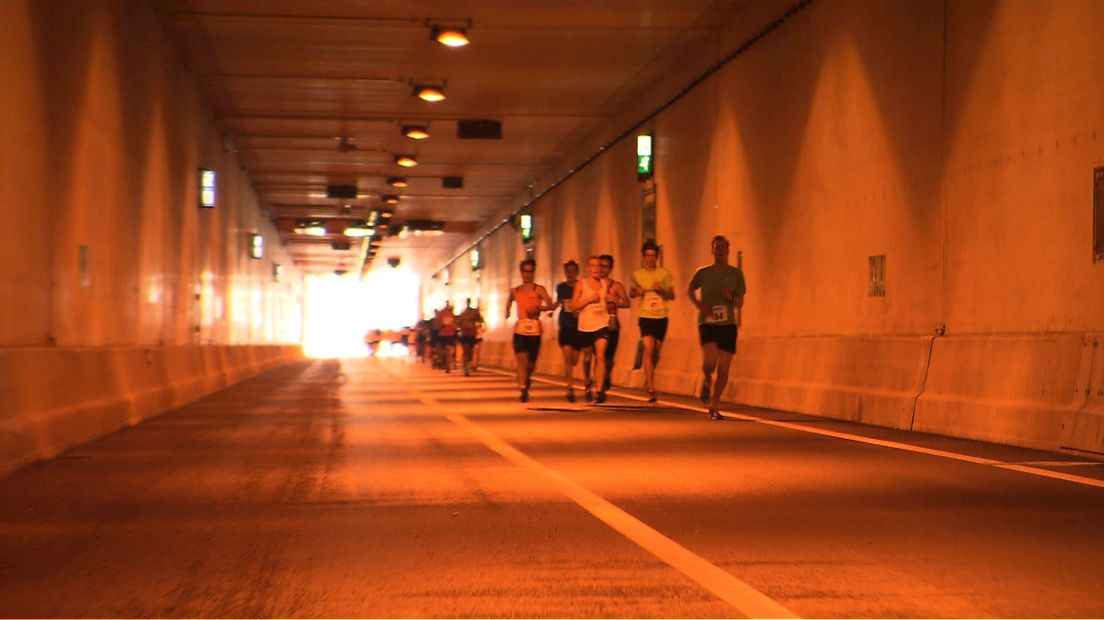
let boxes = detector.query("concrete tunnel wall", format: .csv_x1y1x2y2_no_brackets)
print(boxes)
0,1,306,477
429,0,1104,456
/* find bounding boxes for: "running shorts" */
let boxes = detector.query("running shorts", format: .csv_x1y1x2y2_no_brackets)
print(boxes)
638,317,669,341
698,324,738,354
574,327,609,349
512,334,541,363
558,324,579,349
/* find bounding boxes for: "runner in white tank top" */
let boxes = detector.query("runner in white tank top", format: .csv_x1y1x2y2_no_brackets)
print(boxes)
572,256,612,404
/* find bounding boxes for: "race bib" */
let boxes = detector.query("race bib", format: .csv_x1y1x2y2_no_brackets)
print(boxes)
705,304,730,324
515,318,541,336
584,303,606,321
642,292,664,312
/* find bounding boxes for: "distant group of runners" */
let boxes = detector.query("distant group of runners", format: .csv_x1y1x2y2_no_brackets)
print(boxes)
505,235,745,419
414,298,485,376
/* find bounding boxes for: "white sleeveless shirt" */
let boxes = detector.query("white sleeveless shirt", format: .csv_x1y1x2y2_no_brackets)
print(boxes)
577,279,610,333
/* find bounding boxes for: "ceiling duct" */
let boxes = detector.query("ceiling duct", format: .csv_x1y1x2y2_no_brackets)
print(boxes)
442,176,464,189
326,184,358,199
331,240,352,251
457,119,502,140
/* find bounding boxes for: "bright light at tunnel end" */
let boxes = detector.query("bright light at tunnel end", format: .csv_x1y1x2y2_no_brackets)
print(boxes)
302,268,421,359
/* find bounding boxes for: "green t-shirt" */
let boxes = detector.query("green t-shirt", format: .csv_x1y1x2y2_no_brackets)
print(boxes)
631,267,674,319
688,264,746,325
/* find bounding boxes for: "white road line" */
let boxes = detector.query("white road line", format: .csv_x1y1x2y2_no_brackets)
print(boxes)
378,363,798,619
492,369,1104,491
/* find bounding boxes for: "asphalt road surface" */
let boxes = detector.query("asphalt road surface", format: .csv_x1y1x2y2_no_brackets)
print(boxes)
1,357,1102,618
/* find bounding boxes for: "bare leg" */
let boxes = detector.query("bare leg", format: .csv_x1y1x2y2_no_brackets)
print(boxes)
642,335,657,391
593,338,608,402
580,346,595,397
515,352,529,389
561,345,577,390
711,350,734,412
700,342,718,403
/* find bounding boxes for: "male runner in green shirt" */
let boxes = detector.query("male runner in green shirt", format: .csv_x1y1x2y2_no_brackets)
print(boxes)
687,235,746,420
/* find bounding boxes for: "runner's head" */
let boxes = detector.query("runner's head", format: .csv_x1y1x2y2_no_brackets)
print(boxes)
641,239,659,268
711,235,730,262
599,254,613,278
519,258,536,283
586,255,603,279
562,259,579,280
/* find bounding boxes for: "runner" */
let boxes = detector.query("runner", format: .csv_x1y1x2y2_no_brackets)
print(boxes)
629,239,675,402
505,259,555,402
687,235,746,420
472,320,485,372
434,302,458,372
415,318,431,362
573,256,613,403
457,298,484,376
555,259,581,402
598,254,630,393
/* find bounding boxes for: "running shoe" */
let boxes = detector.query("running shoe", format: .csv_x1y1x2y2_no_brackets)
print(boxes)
520,389,529,403
595,391,607,404
709,407,723,421
566,389,575,403
647,389,657,403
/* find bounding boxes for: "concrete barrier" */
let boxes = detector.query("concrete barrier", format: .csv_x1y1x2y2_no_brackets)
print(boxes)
468,330,1104,457
1064,334,1104,455
0,345,304,478
915,333,1100,453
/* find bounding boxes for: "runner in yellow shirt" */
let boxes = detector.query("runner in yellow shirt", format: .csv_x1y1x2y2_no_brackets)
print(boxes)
629,239,675,402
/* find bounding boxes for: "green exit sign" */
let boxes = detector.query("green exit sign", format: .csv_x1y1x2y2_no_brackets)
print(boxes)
636,134,653,179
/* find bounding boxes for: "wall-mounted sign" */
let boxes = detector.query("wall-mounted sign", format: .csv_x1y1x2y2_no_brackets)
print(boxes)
470,248,482,270
199,168,216,208
249,233,263,259
636,134,653,180
520,213,533,243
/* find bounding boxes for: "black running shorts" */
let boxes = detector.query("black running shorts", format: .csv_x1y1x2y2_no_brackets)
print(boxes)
698,324,738,353
512,334,541,363
558,325,579,349
638,317,669,341
574,327,609,349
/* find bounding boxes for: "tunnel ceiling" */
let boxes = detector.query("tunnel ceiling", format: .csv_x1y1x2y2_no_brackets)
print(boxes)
154,0,743,277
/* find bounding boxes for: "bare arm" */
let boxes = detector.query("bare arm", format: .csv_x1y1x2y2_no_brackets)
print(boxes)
504,289,515,320
687,281,703,312
537,286,556,312
572,280,596,311
611,281,631,308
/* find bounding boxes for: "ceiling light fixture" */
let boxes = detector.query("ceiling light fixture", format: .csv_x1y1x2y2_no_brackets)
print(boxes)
394,154,418,167
431,25,470,48
383,195,400,206
295,222,327,237
379,211,394,220
402,125,430,140
343,222,374,237
387,176,408,188
414,84,445,102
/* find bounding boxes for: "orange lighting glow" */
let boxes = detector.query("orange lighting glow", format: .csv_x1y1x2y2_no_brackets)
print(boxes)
414,84,445,102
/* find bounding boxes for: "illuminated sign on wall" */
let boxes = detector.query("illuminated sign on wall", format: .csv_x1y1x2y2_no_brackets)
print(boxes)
249,233,263,259
470,248,482,270
519,213,533,243
199,168,216,208
636,134,653,180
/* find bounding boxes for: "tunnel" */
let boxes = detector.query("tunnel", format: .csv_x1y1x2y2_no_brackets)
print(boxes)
1,1,1103,617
